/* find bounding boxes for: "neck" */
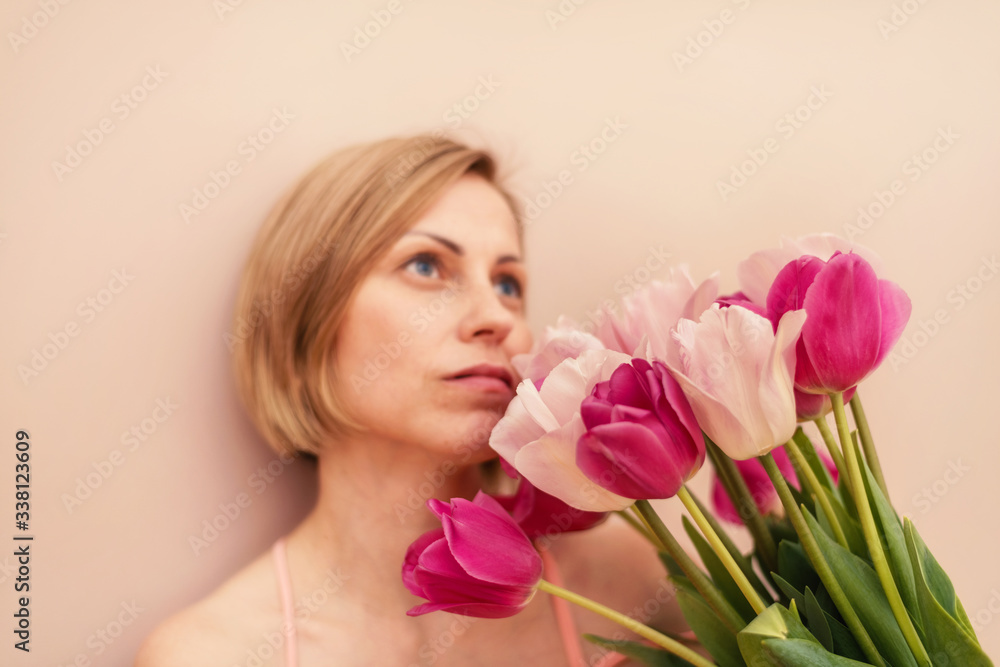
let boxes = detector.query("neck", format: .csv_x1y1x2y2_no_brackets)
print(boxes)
287,434,491,612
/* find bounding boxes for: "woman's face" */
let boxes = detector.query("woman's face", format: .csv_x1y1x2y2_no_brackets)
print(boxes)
333,173,533,462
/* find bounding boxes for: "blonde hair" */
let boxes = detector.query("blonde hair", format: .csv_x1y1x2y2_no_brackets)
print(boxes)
230,133,522,459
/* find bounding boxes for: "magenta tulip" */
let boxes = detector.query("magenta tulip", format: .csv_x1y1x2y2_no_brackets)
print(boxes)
766,252,911,394
575,358,705,499
711,445,840,525
493,474,608,539
403,491,542,618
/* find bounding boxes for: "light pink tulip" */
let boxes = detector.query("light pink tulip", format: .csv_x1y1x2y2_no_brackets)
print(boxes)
595,266,719,360
737,233,884,307
663,304,807,460
511,315,606,386
490,348,637,512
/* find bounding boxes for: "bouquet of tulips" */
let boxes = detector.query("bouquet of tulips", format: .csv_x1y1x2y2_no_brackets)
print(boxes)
402,234,993,666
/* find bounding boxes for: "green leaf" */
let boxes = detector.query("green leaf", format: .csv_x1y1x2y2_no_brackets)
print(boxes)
682,516,756,622
737,601,869,665
854,434,919,627
676,588,746,667
584,634,696,667
805,587,835,652
776,540,820,595
802,511,918,667
818,484,867,555
758,638,876,665
904,519,992,664
793,427,838,494
769,575,868,661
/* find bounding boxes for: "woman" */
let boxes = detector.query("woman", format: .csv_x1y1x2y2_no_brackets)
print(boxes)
135,134,690,666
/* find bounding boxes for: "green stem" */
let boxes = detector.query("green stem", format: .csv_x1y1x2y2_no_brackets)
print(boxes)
813,416,850,495
536,579,716,667
615,509,657,547
634,500,746,633
849,391,891,503
705,438,778,574
830,392,930,667
783,438,849,550
686,490,774,600
678,486,768,615
759,453,886,667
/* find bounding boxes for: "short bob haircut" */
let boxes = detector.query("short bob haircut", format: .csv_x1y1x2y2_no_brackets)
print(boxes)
230,133,523,459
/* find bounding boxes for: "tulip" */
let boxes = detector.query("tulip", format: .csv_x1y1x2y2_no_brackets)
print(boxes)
766,252,911,394
737,233,884,307
402,491,542,618
511,315,607,387
664,303,807,460
490,348,637,512
711,444,840,524
595,266,718,360
493,474,608,539
575,358,705,499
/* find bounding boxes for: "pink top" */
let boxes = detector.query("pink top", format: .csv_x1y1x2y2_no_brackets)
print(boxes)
271,536,629,666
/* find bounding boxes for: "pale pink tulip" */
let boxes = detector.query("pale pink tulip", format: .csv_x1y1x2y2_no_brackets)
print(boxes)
490,348,636,512
664,304,807,460
511,315,606,386
737,233,884,307
595,266,719,360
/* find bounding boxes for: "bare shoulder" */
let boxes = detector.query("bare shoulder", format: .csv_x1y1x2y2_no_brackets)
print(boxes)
134,548,282,667
550,512,688,634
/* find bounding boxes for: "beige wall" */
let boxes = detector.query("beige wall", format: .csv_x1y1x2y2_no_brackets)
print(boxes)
2,0,998,663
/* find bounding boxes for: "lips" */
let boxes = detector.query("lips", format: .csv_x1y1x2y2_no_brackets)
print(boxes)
445,364,515,392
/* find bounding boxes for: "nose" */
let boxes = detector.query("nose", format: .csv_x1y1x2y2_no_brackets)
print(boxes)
455,277,517,345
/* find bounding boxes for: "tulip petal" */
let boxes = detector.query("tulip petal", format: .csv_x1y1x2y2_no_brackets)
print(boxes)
873,279,912,370
514,413,635,512
757,309,807,451
441,497,541,586
799,253,882,392
402,528,446,596
577,421,693,499
765,256,825,327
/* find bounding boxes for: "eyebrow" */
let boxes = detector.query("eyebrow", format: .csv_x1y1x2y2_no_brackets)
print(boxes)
404,231,521,264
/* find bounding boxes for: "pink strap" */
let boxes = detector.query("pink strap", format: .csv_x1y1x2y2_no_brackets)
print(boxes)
538,544,588,667
272,537,298,667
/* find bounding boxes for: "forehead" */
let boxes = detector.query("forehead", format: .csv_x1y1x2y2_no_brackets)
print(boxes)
407,174,521,249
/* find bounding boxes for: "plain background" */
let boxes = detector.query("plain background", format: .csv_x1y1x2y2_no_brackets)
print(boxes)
2,0,998,664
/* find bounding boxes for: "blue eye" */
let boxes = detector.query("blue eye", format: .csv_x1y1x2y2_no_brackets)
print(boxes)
405,254,440,278
495,275,523,299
